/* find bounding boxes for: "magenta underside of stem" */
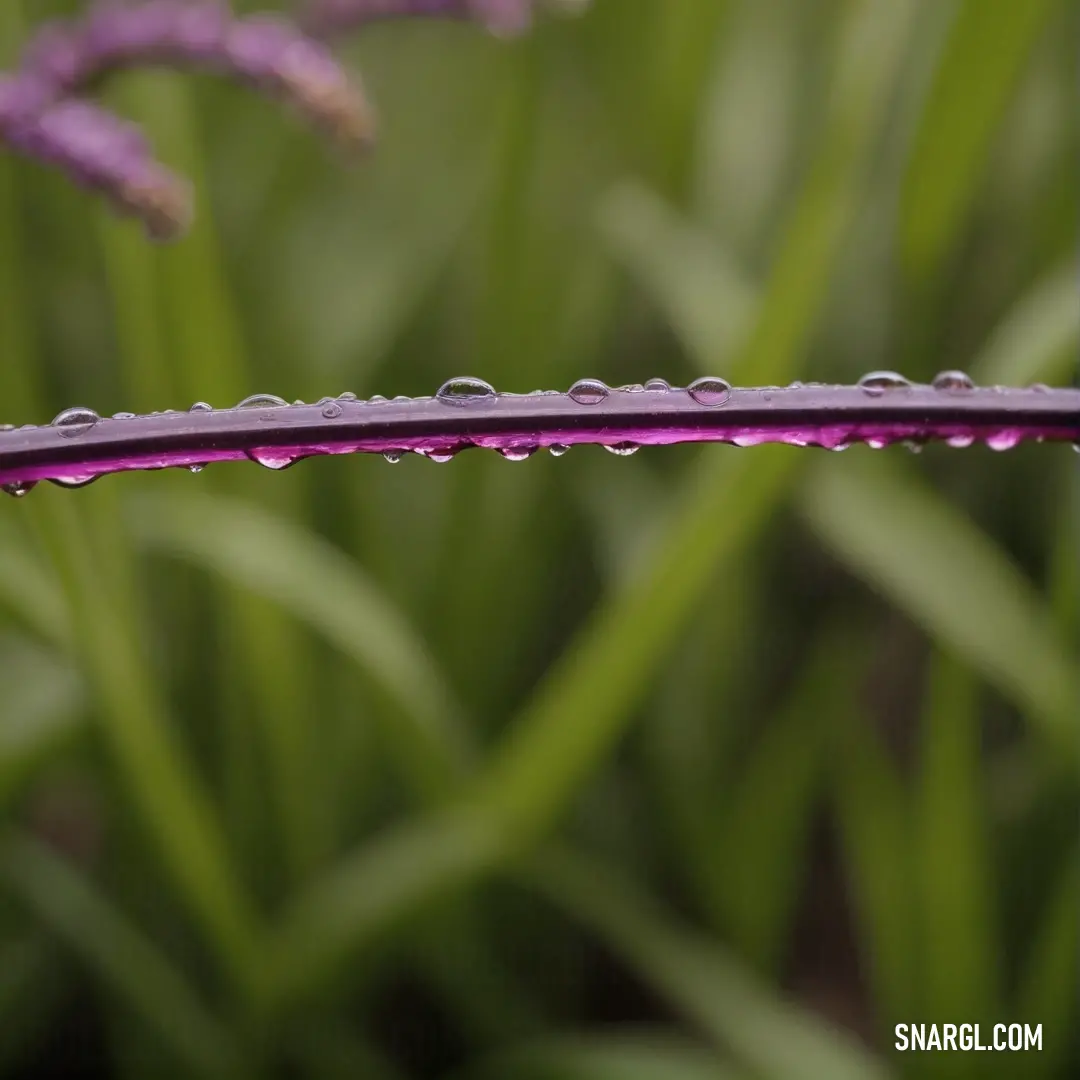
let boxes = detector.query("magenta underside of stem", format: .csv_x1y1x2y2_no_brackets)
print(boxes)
1,379,1077,493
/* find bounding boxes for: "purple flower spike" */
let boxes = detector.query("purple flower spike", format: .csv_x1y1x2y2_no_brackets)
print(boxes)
0,78,192,239
19,2,377,151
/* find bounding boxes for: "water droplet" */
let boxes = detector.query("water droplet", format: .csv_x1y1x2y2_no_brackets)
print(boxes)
339,391,358,401
51,406,100,438
986,430,1020,451
568,379,609,406
902,439,924,454
2,480,37,497
188,464,205,474
368,395,388,404
687,376,731,407
604,442,640,456
247,448,296,470
112,411,136,420
644,378,670,392
858,371,911,397
189,401,213,413
427,449,458,463
1030,383,1051,393
548,444,570,457
499,446,538,461
383,450,404,463
866,437,888,449
293,399,305,405
321,401,343,419
0,423,13,432
48,474,98,489
436,376,497,407
931,370,974,392
236,393,287,410
947,434,975,448
617,383,645,393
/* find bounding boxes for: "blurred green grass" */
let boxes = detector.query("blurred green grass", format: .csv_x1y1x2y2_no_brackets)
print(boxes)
0,1,1077,1078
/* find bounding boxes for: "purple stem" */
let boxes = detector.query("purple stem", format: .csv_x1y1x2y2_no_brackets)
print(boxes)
2,375,1077,495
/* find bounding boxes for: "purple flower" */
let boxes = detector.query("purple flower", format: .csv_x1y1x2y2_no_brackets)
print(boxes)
0,77,191,239
20,2,377,150
0,0,585,236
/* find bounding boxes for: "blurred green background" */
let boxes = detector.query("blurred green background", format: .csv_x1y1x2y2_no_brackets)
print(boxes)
0,0,1077,1077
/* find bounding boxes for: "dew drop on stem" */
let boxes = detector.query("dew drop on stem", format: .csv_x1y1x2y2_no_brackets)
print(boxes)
236,393,288,409
568,379,610,405
499,446,538,461
48,474,99,489
931,370,975,392
857,371,911,396
436,377,497,407
51,406,100,438
246,449,296,470
687,376,731,406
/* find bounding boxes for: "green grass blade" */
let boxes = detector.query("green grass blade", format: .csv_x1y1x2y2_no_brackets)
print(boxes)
270,810,501,1004
800,455,1079,762
0,532,71,649
288,1021,407,1080
33,491,264,1003
597,181,757,367
0,637,86,810
117,73,321,884
830,708,917,1032
970,258,1079,386
1015,847,1079,1078
642,0,732,200
712,632,851,973
0,1,42,425
0,935,63,1074
0,833,244,1080
96,208,175,413
915,653,998,1071
468,446,796,839
529,847,891,1080
459,1033,746,1080
129,491,468,800
901,0,1060,279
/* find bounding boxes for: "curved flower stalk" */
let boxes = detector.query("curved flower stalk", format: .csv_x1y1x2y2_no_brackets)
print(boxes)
0,80,192,238
1,373,1077,495
3,0,559,237
19,2,376,150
